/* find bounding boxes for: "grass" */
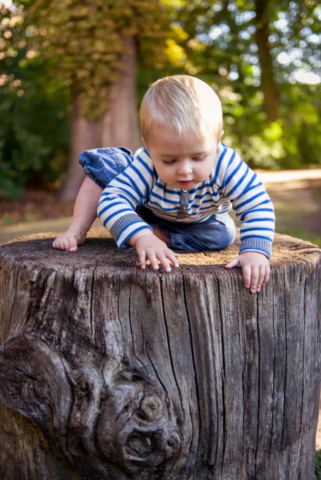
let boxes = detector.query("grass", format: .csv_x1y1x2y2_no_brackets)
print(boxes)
314,450,321,479
275,223,321,247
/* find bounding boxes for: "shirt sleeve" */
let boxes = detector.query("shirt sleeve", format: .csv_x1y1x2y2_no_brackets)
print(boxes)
213,144,275,258
97,149,154,250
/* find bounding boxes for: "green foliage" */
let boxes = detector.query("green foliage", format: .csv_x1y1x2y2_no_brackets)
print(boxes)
170,0,321,169
0,0,174,199
219,81,321,170
0,40,69,199
1,0,321,200
314,449,321,479
4,0,171,119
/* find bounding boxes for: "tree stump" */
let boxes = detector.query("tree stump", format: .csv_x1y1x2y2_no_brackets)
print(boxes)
0,230,320,480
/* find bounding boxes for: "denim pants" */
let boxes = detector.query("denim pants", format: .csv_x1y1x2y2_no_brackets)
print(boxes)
80,147,236,251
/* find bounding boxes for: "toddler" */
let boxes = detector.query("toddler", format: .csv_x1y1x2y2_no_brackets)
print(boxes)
53,75,275,293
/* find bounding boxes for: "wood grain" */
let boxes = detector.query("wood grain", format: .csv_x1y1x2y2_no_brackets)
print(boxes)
0,231,320,479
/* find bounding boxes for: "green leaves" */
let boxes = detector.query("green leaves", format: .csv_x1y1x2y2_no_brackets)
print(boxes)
5,0,171,119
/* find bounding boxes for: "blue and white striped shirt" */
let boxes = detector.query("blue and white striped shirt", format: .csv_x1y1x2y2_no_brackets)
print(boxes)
97,143,275,258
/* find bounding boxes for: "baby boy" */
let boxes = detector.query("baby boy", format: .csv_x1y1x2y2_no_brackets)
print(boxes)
53,75,275,293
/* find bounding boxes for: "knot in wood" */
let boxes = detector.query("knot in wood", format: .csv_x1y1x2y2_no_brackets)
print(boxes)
1,235,321,479
138,396,162,421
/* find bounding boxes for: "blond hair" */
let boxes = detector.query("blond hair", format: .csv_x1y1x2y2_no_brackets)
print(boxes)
140,75,222,142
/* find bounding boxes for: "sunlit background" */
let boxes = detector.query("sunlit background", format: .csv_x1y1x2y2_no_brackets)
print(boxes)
0,0,321,248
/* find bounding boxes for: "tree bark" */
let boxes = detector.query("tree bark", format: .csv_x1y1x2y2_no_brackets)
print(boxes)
57,93,102,201
58,35,141,201
0,231,320,479
101,36,141,151
254,0,280,122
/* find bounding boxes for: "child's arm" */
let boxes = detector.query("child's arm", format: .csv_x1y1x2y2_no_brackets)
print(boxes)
97,150,179,271
53,177,102,252
214,145,275,291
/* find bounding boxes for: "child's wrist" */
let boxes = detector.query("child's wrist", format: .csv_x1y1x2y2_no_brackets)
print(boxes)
70,222,89,236
240,250,270,260
128,229,153,247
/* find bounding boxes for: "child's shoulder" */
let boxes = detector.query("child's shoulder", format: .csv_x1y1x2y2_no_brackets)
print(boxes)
133,147,155,172
218,141,238,156
210,142,242,184
215,142,241,166
134,147,153,162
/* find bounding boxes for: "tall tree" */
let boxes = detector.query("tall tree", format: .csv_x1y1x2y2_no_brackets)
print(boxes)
170,0,321,168
254,0,280,121
173,0,320,121
8,0,170,200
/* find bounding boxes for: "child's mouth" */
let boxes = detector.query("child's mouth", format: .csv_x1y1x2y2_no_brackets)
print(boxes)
178,180,193,186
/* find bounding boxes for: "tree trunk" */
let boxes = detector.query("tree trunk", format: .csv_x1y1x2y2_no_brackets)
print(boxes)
58,35,141,201
57,93,102,201
102,36,141,151
254,0,280,122
0,231,320,479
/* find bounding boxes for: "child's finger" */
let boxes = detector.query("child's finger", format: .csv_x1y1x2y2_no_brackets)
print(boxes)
256,267,265,291
242,264,251,289
225,257,240,269
263,266,271,285
138,250,146,269
146,250,159,270
67,236,78,252
54,240,63,250
167,250,179,268
250,267,259,293
157,252,171,273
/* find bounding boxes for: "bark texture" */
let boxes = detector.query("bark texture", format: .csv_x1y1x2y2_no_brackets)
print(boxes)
57,93,102,201
58,35,140,201
255,0,280,122
101,36,141,151
0,231,320,479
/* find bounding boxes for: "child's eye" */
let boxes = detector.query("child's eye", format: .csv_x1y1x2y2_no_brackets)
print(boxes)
192,156,206,162
163,159,176,165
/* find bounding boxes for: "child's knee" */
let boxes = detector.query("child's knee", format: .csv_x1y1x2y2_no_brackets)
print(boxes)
198,221,235,250
79,147,133,188
218,223,236,249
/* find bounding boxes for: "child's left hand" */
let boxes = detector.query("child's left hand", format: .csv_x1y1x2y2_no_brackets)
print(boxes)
225,251,270,293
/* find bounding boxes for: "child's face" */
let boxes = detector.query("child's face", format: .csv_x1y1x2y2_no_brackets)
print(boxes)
143,124,220,189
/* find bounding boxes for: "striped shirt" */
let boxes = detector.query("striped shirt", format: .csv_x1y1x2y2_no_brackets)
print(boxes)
97,143,275,258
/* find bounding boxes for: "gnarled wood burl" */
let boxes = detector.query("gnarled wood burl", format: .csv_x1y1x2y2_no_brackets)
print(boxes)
0,231,320,479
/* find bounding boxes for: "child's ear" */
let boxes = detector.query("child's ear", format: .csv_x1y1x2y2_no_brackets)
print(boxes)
141,137,148,149
220,130,224,139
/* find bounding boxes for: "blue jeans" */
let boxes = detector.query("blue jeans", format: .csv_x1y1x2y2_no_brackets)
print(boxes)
80,147,236,251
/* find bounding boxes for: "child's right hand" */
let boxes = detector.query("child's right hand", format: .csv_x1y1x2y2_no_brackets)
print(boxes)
132,231,179,273
52,226,87,252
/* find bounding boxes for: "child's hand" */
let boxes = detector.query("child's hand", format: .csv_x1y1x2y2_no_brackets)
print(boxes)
225,251,270,293
132,231,179,273
52,226,87,252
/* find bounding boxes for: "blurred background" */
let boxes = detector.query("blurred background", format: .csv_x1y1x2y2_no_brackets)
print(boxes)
0,0,321,244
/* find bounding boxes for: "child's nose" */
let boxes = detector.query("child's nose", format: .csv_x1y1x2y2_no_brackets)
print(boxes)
177,161,192,175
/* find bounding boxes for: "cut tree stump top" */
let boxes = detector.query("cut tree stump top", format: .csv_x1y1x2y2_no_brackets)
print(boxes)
1,228,320,272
